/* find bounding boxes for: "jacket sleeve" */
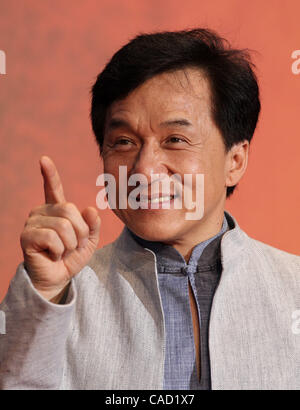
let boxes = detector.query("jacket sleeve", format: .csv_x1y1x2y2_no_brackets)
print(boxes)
0,263,76,390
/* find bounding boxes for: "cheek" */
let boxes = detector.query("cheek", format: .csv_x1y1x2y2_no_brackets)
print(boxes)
180,151,226,195
103,157,121,176
203,156,227,199
172,151,205,173
103,152,136,174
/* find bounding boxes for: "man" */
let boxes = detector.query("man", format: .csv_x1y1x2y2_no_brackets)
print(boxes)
0,28,299,390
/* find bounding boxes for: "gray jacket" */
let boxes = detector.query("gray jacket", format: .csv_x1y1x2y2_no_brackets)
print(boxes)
0,211,299,390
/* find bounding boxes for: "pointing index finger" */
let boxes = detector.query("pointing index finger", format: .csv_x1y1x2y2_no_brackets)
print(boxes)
40,156,66,204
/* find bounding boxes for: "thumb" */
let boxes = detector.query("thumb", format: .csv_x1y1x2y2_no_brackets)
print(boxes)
81,207,101,247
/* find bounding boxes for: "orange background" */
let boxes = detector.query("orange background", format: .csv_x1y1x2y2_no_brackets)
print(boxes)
0,0,299,302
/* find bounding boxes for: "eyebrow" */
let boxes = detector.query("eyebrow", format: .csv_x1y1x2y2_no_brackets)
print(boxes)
106,117,193,131
160,118,193,128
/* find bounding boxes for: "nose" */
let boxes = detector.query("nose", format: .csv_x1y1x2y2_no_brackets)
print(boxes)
129,142,169,183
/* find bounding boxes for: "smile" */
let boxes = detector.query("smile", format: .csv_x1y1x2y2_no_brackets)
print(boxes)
137,194,176,204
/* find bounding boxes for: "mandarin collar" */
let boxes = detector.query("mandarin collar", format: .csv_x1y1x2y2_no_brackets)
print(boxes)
128,214,230,272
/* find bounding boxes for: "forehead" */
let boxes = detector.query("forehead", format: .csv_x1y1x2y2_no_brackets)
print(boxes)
106,67,212,120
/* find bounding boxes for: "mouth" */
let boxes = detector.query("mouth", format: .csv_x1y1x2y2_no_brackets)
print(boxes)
136,193,178,205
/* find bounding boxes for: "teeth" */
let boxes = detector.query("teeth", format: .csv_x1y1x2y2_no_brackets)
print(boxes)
148,196,173,203
137,195,176,204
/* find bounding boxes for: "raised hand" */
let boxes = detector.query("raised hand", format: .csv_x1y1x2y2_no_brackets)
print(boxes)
20,156,101,302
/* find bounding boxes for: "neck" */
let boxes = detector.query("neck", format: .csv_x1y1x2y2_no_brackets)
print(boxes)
164,210,226,262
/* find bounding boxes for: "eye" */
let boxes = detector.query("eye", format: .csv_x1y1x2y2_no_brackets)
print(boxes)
109,138,136,150
166,136,187,144
114,138,132,145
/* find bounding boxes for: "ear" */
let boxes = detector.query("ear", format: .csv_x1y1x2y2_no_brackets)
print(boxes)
225,140,249,189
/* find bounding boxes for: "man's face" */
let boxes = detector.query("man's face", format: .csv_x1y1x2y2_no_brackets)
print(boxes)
101,67,234,243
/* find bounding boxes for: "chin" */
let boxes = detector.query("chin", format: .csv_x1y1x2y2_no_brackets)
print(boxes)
127,219,182,243
115,209,188,241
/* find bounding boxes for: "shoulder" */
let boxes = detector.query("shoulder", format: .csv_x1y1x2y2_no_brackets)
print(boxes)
247,236,300,270
243,236,300,291
224,211,300,273
222,222,300,304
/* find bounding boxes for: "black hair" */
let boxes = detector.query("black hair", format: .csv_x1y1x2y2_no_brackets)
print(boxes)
91,28,261,198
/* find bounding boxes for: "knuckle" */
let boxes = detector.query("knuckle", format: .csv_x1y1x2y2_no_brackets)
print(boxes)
65,202,76,212
61,202,76,216
28,205,42,217
24,218,30,228
58,218,71,233
51,203,62,215
20,227,34,249
44,229,56,243
20,230,29,246
25,214,38,226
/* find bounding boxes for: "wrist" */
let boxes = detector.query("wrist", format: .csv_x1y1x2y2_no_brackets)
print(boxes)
31,281,71,304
